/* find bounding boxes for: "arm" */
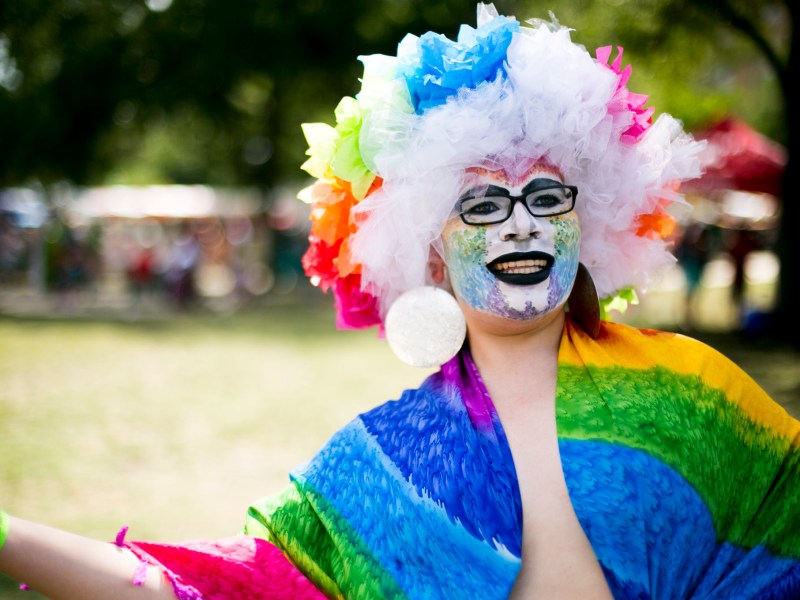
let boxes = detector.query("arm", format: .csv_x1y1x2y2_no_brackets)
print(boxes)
0,514,177,600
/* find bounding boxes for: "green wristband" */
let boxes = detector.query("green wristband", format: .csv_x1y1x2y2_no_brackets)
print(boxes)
0,510,9,550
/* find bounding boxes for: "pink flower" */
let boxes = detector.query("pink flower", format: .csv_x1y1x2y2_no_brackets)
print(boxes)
333,274,381,330
596,46,654,143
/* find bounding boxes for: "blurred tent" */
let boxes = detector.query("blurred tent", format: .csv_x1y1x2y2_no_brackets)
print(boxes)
67,185,264,220
674,118,785,336
680,117,786,232
684,117,787,197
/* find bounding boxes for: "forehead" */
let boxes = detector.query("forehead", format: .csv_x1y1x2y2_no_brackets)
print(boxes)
462,161,564,191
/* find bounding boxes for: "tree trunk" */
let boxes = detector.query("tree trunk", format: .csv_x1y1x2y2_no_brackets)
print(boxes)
775,1,800,350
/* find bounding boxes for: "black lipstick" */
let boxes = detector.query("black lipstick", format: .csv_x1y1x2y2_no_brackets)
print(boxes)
487,251,554,286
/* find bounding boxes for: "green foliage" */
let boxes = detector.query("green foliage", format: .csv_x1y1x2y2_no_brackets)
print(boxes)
521,0,788,139
0,0,494,187
0,0,791,186
600,286,639,320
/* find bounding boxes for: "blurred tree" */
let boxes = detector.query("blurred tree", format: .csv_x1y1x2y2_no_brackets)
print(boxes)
647,0,798,349
673,0,800,349
1,0,797,345
0,0,787,184
521,0,786,138
0,0,515,188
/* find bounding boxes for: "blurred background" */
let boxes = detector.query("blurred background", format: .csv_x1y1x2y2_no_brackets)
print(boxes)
1,1,798,597
0,0,796,335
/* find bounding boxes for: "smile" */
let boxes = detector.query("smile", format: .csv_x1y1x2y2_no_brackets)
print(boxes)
487,251,554,285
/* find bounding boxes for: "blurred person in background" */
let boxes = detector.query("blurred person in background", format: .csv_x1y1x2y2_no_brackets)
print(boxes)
163,221,200,310
724,224,764,327
0,213,29,285
126,242,160,312
50,222,102,312
2,4,799,599
675,220,716,329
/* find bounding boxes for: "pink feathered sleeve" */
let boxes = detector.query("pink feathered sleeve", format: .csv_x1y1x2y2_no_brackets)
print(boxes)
123,535,329,600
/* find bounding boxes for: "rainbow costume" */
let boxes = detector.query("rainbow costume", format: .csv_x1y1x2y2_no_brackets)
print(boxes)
125,319,800,599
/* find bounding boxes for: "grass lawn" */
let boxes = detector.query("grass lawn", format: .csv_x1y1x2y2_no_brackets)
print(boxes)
0,302,431,598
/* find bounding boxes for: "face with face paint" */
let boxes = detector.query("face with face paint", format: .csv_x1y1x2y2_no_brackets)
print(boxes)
439,163,581,322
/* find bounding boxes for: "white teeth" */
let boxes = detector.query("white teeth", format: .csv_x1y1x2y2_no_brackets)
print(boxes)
491,259,548,274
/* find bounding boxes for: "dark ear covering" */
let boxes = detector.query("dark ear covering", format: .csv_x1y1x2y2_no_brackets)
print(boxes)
567,263,600,339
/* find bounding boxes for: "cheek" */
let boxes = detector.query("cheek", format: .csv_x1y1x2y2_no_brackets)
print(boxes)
442,225,493,298
553,215,581,258
550,216,581,291
443,225,487,271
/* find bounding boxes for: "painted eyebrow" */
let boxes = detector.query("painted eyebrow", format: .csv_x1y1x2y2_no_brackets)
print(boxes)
520,177,563,195
458,185,509,201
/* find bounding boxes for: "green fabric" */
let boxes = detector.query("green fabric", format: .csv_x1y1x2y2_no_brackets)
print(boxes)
0,510,9,550
245,481,409,600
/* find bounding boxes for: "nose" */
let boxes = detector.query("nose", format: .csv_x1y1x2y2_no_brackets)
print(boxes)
499,201,542,240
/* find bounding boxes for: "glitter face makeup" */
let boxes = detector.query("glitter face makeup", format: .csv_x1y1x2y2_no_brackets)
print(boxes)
441,164,581,320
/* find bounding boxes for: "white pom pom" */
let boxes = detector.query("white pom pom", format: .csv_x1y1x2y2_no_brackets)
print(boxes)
385,287,466,367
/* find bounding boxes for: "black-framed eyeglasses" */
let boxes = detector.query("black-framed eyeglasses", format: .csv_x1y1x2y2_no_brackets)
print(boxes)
457,183,578,225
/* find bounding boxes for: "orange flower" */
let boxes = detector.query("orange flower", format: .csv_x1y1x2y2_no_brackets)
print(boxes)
335,177,383,277
635,210,676,239
635,183,681,239
336,237,360,277
308,180,356,246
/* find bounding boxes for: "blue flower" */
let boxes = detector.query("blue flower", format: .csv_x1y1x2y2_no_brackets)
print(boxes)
398,15,520,114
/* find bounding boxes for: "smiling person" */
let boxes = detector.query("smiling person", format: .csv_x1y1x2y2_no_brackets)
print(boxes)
2,4,800,600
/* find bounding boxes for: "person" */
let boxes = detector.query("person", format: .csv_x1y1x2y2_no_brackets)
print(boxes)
2,4,799,599
163,222,200,310
675,220,716,328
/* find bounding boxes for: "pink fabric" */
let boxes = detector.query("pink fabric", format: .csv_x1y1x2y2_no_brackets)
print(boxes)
126,536,327,600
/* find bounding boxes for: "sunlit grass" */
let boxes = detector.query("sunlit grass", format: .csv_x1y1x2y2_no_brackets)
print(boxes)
0,303,430,598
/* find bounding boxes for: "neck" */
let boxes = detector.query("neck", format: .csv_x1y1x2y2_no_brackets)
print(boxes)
465,308,566,405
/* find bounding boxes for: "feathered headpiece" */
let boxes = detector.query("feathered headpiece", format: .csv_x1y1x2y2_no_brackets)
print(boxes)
299,3,705,330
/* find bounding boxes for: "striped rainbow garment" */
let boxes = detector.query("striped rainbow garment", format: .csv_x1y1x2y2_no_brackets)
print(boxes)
127,319,800,599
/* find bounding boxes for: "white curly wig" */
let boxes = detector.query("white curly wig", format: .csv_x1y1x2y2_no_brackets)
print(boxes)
299,3,705,330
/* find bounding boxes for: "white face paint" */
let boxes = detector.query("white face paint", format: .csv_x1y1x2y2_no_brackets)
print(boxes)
441,164,581,321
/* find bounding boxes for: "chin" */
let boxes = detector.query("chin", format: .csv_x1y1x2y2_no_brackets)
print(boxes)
493,283,557,319
462,294,568,327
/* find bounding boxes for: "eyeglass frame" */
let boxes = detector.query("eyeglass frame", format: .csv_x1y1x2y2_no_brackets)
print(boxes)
456,182,578,226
